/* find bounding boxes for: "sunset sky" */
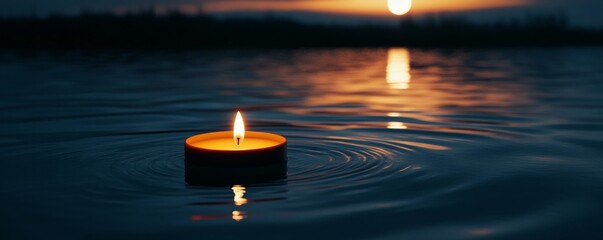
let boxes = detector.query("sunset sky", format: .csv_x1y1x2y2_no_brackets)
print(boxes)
197,0,527,15
1,0,602,26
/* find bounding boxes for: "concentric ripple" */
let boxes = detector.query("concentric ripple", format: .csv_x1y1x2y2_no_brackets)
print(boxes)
77,129,439,201
3,48,603,239
286,134,417,186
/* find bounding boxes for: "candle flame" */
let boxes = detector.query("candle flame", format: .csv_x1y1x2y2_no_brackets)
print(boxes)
234,111,245,146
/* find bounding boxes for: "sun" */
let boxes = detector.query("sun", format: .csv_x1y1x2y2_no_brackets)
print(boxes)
388,0,412,16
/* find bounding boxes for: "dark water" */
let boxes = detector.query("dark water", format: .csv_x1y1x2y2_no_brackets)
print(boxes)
1,48,603,239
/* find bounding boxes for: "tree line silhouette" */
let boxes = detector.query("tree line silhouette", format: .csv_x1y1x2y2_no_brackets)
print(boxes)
0,10,601,49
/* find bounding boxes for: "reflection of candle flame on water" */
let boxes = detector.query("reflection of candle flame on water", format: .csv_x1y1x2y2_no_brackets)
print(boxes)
232,185,248,206
190,185,249,222
232,210,247,221
231,185,248,221
386,48,411,90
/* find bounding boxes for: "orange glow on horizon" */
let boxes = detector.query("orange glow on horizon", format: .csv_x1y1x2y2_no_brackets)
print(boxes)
198,0,530,16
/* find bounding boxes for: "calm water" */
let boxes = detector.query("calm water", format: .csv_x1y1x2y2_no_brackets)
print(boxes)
1,48,603,239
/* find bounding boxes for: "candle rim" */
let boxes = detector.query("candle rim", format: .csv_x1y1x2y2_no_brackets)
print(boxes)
185,131,286,152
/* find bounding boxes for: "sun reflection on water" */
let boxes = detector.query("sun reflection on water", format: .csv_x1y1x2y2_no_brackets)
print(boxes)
386,48,411,90
387,122,408,129
274,47,528,130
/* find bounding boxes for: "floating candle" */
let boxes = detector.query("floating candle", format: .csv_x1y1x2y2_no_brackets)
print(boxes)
184,111,287,185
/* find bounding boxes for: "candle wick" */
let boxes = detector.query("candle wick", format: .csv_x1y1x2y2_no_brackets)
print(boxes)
237,137,240,146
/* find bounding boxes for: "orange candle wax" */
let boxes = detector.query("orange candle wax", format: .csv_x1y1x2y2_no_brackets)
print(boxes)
184,112,287,185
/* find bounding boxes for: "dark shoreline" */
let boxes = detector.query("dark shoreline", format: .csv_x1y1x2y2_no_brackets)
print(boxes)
1,12,602,49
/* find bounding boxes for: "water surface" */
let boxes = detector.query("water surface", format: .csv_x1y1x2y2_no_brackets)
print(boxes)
1,48,602,239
